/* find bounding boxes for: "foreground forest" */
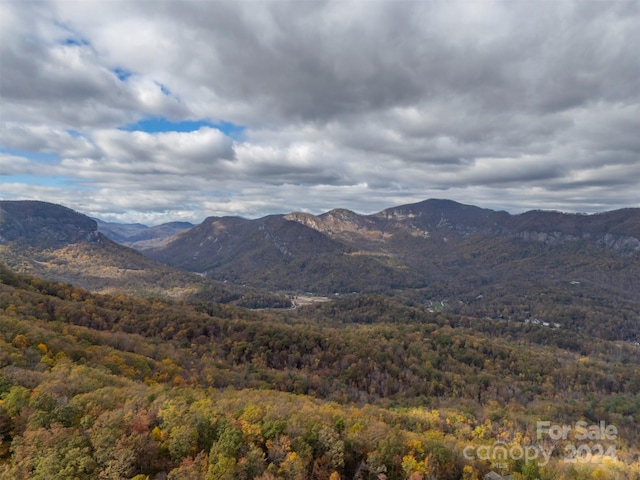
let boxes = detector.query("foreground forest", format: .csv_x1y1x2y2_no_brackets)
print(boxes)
0,264,639,479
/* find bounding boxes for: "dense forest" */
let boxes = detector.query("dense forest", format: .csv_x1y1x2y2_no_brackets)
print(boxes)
0,264,639,479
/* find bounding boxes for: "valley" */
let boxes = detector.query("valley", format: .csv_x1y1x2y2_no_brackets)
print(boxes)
0,198,639,479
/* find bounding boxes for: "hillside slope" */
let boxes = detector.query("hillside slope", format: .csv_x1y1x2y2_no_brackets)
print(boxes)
1,266,639,479
0,201,288,306
148,214,408,293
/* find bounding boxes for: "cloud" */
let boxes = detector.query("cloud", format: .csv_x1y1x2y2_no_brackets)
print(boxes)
0,124,99,158
1,0,639,223
0,154,37,176
0,1,188,129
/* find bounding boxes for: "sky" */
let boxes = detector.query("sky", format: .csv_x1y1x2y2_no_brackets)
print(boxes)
1,0,639,225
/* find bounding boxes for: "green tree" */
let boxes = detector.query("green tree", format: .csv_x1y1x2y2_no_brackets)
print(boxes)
2,386,30,417
11,425,97,480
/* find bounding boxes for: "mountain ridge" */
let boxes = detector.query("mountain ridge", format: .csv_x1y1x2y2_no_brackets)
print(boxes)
137,198,640,342
86,198,640,252
0,200,291,307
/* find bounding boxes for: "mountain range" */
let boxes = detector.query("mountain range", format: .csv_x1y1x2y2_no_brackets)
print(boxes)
2,197,640,479
1,198,639,341
143,200,640,339
146,199,640,291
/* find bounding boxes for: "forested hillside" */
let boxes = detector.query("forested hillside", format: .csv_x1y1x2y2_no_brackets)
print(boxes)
144,200,640,344
0,201,290,308
1,265,638,479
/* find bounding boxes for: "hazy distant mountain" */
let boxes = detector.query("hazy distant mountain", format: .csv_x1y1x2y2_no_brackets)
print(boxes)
94,218,194,250
0,200,287,306
92,218,148,243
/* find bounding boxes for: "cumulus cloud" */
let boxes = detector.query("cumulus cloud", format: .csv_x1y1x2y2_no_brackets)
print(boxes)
1,0,638,223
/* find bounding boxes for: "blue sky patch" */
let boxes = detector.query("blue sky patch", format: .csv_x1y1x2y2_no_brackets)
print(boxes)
120,117,245,140
62,37,90,47
0,174,90,189
66,129,84,138
113,68,133,81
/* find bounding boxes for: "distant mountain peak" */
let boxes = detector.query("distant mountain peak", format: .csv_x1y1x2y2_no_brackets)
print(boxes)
321,208,360,219
376,198,492,216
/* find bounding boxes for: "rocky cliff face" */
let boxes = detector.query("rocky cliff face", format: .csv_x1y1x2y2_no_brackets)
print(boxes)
285,209,384,242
